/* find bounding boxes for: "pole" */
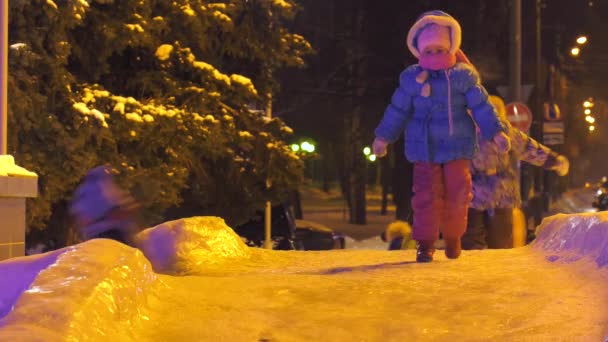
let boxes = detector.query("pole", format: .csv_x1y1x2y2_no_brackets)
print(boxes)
264,92,273,249
510,0,522,103
1,0,8,155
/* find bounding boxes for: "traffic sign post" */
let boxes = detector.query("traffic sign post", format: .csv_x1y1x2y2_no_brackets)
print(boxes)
543,102,562,121
542,103,564,146
505,102,533,133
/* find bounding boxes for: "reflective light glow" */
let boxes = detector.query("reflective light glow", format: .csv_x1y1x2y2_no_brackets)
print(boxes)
290,144,300,152
584,101,593,108
585,109,591,115
589,125,595,131
300,141,315,153
586,116,595,124
571,47,580,56
577,36,588,44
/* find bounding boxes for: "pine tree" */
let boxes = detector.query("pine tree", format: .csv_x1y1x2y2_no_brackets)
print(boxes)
8,0,312,246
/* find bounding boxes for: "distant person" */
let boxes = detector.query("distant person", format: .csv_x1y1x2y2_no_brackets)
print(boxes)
462,96,569,249
372,10,510,262
381,220,417,250
69,165,141,247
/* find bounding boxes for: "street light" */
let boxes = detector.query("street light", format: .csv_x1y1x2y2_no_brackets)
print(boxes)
586,116,595,124
576,36,588,44
300,141,315,153
589,125,595,132
571,47,580,56
585,109,591,115
290,144,300,152
368,154,377,162
584,100,593,108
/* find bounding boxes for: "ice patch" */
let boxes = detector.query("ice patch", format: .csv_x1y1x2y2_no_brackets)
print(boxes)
0,239,156,341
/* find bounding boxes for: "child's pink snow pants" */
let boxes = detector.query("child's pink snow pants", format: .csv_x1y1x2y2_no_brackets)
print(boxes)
411,159,472,242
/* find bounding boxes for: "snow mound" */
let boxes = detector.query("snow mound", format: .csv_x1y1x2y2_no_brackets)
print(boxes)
0,248,65,319
0,239,156,341
533,212,608,267
135,216,251,274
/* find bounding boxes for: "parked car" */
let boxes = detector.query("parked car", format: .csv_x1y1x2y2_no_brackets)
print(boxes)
294,219,345,250
233,203,345,250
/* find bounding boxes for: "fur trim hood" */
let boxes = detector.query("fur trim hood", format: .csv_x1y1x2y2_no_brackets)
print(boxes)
406,10,462,58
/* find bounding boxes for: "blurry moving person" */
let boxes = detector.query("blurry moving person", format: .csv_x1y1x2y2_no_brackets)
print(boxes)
462,96,569,250
69,165,141,246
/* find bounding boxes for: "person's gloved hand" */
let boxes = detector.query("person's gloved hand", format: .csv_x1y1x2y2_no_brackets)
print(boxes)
372,137,389,157
493,132,511,153
552,155,570,176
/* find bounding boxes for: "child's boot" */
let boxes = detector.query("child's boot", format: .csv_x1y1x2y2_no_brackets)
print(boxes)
445,238,462,259
416,240,436,263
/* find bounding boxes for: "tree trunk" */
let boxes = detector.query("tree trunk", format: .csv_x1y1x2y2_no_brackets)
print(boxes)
321,140,333,193
344,0,367,224
392,137,414,224
348,108,367,224
291,189,303,219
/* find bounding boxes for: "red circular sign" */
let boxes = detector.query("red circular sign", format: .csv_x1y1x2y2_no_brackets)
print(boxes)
505,102,532,132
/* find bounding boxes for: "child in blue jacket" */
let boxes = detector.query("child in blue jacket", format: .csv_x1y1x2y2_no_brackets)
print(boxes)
373,10,510,262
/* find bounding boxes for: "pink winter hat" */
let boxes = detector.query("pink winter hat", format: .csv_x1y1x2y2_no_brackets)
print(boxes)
407,10,462,58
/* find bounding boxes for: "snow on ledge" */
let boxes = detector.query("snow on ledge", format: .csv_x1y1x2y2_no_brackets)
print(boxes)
0,239,157,341
532,212,608,267
0,155,37,177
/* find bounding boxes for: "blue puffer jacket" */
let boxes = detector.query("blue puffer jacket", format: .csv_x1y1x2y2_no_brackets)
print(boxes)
374,62,504,163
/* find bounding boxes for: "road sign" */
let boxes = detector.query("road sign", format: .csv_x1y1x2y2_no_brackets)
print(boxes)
505,102,533,132
496,84,534,103
543,121,564,134
543,134,564,145
543,102,561,121
543,121,565,146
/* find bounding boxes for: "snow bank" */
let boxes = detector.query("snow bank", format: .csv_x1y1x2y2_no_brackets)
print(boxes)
0,239,156,341
135,216,251,274
533,212,608,267
0,248,65,318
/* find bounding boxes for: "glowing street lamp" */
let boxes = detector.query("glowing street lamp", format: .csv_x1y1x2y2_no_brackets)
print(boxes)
363,147,371,156
584,100,593,108
576,36,588,44
586,116,595,124
300,141,315,153
290,144,300,152
585,109,591,115
571,47,580,56
368,154,377,162
589,125,595,132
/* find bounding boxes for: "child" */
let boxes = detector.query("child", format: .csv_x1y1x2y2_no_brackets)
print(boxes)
380,220,417,250
69,165,141,247
372,10,510,262
463,95,569,249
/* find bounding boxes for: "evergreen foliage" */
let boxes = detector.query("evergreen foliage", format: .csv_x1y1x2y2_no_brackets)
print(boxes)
8,0,312,244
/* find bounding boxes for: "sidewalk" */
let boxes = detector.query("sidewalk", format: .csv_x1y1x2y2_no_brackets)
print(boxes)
298,186,397,243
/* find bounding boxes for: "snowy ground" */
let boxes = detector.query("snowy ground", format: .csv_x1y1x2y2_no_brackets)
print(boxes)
1,210,607,341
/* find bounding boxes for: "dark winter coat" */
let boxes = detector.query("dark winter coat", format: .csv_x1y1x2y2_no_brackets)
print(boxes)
374,63,504,163
470,124,560,210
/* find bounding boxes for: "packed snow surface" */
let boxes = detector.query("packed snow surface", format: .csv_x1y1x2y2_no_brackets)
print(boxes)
1,214,607,341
